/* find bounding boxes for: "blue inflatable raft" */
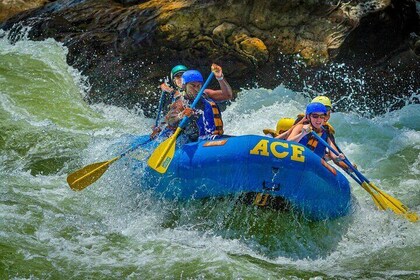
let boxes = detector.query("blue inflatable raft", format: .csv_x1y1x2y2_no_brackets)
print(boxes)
126,134,352,221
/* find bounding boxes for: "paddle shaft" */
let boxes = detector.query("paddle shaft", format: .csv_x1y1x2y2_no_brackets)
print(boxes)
155,91,166,127
327,133,363,185
67,136,154,191
342,165,362,185
310,131,369,184
178,72,215,129
120,137,153,158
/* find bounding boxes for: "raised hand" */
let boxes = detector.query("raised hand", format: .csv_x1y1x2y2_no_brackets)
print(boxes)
211,63,223,80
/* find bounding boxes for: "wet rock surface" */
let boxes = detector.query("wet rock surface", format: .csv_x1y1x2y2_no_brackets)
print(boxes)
0,0,53,22
1,0,419,116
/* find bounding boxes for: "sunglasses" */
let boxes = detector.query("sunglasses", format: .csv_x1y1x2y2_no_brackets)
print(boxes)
310,114,326,119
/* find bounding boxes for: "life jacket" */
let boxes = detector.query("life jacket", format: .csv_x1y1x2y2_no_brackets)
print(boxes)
299,129,329,158
323,122,335,135
197,96,224,138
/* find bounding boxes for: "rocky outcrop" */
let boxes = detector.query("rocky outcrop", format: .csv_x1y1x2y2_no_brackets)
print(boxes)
1,0,419,115
0,0,52,22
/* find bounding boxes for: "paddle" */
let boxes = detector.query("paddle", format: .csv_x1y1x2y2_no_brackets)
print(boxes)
68,87,175,191
67,137,153,191
328,134,386,210
147,72,215,174
317,134,388,211
311,131,418,222
149,90,168,139
155,90,166,127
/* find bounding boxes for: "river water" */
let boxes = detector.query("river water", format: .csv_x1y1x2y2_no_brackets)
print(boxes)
1,32,419,279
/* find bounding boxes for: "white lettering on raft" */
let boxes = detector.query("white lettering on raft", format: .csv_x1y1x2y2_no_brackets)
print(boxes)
249,139,305,162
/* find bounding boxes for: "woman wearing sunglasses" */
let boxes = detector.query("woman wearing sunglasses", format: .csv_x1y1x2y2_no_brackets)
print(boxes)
287,102,345,161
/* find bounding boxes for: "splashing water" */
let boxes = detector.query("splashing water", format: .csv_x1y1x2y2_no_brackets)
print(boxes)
1,32,419,279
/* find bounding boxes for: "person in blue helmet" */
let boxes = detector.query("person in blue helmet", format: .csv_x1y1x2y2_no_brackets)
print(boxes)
287,102,345,161
164,63,233,141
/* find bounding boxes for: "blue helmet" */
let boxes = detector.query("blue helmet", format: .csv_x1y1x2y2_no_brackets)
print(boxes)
182,70,203,85
306,102,327,115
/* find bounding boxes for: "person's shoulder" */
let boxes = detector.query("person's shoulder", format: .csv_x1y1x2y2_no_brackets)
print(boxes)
204,89,219,95
201,92,215,101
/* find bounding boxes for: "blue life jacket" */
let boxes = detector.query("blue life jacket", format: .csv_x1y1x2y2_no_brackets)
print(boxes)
196,96,224,138
299,130,328,158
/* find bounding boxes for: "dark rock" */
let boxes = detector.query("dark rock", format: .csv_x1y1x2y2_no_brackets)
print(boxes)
115,0,149,5
1,0,419,116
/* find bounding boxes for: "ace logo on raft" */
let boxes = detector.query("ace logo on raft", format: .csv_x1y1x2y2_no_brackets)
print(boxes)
249,139,305,162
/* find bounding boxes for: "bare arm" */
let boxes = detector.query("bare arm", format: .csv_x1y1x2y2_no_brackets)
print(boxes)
203,63,233,102
160,83,174,93
275,129,290,140
327,137,347,167
287,124,310,142
204,79,233,101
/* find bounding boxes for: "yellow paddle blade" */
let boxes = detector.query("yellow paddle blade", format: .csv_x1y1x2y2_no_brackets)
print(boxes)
361,182,387,210
67,157,119,191
369,182,419,222
147,128,181,174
